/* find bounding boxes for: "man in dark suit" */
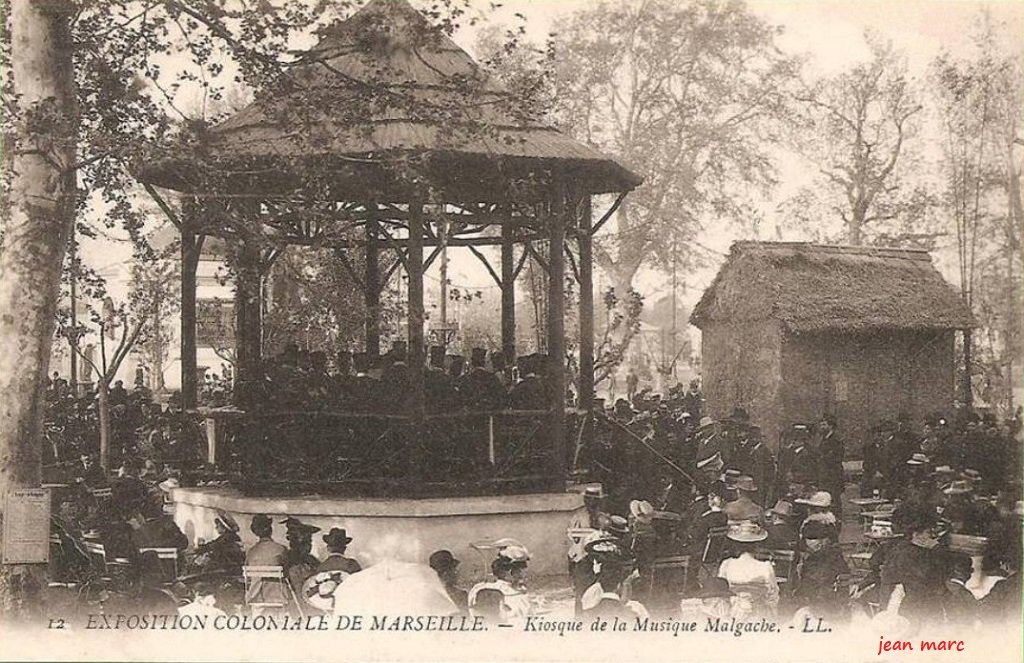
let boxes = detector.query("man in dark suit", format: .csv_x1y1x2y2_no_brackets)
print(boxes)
817,414,845,519
425,346,456,411
510,354,545,410
350,353,382,412
380,341,411,407
457,348,507,411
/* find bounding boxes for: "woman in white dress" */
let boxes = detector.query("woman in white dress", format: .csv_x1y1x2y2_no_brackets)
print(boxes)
717,522,779,618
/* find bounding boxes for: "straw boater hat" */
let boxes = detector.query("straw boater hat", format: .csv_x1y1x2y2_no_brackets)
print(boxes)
605,515,630,536
698,417,716,430
943,480,973,496
583,537,625,557
583,486,604,500
734,476,757,493
629,500,656,523
767,499,794,518
214,510,239,533
906,453,930,466
727,521,768,543
795,491,832,508
696,451,723,471
158,477,180,493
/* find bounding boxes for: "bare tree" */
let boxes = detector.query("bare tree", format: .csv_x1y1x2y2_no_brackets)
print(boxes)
789,33,926,245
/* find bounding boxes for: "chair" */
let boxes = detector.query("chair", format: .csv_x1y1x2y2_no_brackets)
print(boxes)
702,525,729,566
647,555,692,597
139,547,180,581
83,540,108,576
242,565,302,616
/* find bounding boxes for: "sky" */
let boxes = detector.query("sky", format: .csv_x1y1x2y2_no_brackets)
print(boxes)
79,0,1024,327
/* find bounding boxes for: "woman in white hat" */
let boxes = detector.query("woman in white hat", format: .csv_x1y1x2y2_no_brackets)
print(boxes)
717,523,779,618
468,545,534,624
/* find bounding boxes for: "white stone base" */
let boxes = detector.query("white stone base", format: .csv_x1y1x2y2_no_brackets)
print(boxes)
170,487,584,578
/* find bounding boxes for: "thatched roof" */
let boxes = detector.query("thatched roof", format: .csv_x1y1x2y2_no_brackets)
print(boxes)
137,0,641,199
690,242,974,333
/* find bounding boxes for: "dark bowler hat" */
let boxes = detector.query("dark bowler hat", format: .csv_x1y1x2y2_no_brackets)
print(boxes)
280,517,321,536
428,549,459,572
251,513,273,531
605,515,629,536
323,527,353,547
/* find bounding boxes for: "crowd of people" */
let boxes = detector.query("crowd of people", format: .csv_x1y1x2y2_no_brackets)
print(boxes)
31,359,1024,634
42,372,206,486
257,342,557,413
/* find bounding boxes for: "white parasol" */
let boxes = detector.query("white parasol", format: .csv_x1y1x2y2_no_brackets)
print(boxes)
330,560,458,617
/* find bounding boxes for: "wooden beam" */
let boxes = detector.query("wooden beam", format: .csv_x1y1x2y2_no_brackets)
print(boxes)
565,241,581,284
512,246,530,280
467,245,502,287
233,236,263,409
590,191,628,236
524,241,549,273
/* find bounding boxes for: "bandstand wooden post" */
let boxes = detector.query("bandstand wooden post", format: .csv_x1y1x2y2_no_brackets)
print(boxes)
365,204,382,356
180,199,200,410
407,197,427,486
233,236,263,408
578,196,595,415
501,209,516,362
547,179,567,484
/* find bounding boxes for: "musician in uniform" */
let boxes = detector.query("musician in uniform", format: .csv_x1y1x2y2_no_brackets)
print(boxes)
458,348,507,410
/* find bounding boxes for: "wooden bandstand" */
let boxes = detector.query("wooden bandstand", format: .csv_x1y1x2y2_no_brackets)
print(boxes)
136,0,641,498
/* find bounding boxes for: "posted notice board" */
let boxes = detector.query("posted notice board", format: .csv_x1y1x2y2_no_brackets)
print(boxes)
2,489,50,564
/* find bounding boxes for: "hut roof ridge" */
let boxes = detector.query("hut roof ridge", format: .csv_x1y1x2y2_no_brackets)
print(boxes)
690,240,974,332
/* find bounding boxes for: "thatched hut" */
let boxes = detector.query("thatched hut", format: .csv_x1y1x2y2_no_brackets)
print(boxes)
690,242,974,452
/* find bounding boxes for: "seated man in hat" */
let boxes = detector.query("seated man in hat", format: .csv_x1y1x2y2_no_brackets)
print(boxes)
567,487,608,616
764,499,799,551
245,514,287,567
723,476,764,523
684,482,729,568
580,550,649,622
349,353,383,412
680,577,737,621
792,520,849,621
879,504,949,626
318,528,362,574
795,491,839,542
457,348,507,411
468,545,534,623
380,342,411,410
192,510,245,576
281,517,322,592
942,552,978,625
132,498,188,553
429,550,468,613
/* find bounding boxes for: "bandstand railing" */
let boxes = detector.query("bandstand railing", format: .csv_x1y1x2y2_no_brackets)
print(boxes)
201,407,582,498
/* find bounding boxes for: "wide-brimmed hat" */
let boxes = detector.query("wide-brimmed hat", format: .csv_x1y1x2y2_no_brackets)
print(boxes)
734,476,757,492
583,536,625,557
962,469,981,479
497,544,530,563
931,465,955,476
653,510,682,522
906,453,930,466
696,451,723,470
794,491,832,508
727,522,768,543
158,477,179,493
629,499,656,522
697,577,734,599
768,499,794,518
943,480,973,495
214,510,239,533
583,486,604,500
698,417,715,430
323,527,353,547
280,517,321,536
605,515,630,536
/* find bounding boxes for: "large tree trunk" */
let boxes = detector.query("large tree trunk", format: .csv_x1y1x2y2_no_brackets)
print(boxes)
97,382,111,473
0,0,77,616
